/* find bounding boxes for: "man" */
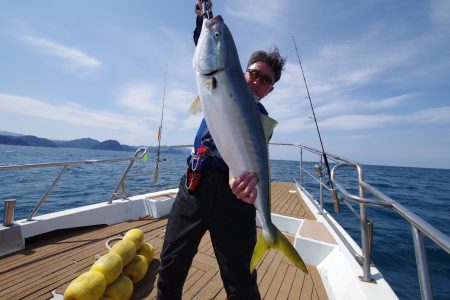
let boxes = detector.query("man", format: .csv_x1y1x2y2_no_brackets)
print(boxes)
156,1,286,299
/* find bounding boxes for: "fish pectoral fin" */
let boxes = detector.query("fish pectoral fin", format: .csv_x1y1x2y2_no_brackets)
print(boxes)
250,232,269,273
260,114,278,144
273,227,308,274
205,77,217,93
188,95,202,115
250,226,308,274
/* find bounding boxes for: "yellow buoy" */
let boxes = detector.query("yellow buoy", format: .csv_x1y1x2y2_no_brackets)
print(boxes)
109,239,136,266
90,253,123,286
123,228,144,250
123,255,148,284
137,243,155,264
64,270,106,300
103,274,133,300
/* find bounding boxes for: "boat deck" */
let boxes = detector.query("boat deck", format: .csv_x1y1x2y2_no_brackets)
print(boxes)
0,182,327,300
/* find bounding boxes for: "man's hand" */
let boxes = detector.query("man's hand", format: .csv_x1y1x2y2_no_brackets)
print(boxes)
230,172,257,204
197,0,212,10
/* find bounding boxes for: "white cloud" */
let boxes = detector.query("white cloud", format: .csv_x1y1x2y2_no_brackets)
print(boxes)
264,58,412,122
430,0,450,28
315,94,410,117
300,19,444,101
408,106,450,124
225,0,290,27
0,93,145,132
117,82,196,127
118,84,160,113
315,106,450,131
180,114,203,130
0,90,194,145
274,116,314,133
329,134,367,141
274,105,450,133
22,35,101,71
319,114,397,130
365,95,410,109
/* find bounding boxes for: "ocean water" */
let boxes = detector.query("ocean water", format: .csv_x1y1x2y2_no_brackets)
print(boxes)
0,144,449,299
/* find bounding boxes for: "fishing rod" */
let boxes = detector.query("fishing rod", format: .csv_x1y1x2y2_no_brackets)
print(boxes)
154,64,168,184
292,36,341,213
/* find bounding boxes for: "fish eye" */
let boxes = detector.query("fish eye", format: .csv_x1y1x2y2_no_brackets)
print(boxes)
214,31,220,39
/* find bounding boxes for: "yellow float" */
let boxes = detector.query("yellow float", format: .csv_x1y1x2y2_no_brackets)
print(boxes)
64,270,106,300
137,242,155,264
102,274,133,300
109,239,136,266
90,253,123,286
64,228,154,300
123,228,144,250
123,254,149,284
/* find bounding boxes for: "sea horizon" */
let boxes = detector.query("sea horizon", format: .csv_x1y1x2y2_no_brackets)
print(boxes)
1,137,449,171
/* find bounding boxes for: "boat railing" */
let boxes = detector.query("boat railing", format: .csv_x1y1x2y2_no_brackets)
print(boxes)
270,142,449,300
107,145,191,202
0,148,151,221
0,146,194,222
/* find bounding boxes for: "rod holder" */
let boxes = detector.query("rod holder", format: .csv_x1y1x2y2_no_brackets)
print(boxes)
331,188,341,213
3,199,16,226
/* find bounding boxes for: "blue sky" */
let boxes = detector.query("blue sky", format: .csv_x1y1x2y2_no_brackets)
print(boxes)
0,1,449,168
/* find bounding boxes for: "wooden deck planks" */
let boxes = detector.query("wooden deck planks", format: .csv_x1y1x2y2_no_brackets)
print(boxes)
0,182,327,299
270,182,316,220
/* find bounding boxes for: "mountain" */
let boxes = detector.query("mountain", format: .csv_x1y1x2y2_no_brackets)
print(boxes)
0,134,126,151
151,146,189,155
0,135,29,146
91,140,124,151
19,135,60,148
0,132,186,154
122,144,138,152
55,138,100,149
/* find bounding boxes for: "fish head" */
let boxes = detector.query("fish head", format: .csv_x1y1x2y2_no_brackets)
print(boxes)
193,15,237,76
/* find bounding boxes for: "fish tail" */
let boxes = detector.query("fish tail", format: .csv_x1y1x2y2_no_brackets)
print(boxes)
250,226,308,274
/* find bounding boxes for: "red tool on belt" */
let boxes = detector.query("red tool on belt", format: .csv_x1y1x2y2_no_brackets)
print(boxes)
185,145,208,193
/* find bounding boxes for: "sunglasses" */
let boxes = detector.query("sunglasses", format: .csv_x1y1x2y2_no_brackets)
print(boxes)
247,69,274,86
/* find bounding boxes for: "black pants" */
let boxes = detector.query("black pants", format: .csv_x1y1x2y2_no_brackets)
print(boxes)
157,168,261,300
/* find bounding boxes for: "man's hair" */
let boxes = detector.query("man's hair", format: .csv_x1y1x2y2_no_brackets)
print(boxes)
247,47,286,83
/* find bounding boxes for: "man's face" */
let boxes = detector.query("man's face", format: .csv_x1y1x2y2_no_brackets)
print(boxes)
245,61,275,100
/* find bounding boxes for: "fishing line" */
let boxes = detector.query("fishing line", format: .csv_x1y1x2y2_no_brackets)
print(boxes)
291,36,335,191
154,64,168,183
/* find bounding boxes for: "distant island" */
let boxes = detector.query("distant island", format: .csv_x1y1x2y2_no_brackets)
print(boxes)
0,131,187,154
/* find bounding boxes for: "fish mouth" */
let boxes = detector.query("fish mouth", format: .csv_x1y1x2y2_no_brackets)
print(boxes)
194,64,224,77
203,69,219,76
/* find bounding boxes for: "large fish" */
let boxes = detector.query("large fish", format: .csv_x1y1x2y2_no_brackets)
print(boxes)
191,15,307,274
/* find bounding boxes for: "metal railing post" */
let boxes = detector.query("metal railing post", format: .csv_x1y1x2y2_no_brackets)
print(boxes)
108,148,146,203
300,148,304,186
412,227,433,300
357,164,372,282
27,165,68,221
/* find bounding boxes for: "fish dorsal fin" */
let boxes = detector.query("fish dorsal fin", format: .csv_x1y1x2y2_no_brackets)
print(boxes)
260,114,278,144
188,95,202,115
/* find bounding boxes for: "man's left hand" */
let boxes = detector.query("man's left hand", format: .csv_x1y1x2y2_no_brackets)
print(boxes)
230,172,257,204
